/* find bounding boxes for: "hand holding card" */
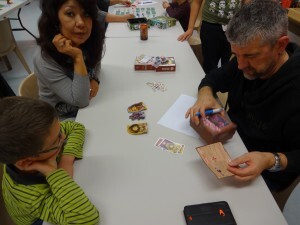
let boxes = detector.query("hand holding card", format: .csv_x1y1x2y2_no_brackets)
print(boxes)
196,142,233,179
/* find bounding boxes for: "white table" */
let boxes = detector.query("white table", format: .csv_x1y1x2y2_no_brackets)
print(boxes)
0,0,30,18
41,5,288,223
67,37,287,225
106,22,184,38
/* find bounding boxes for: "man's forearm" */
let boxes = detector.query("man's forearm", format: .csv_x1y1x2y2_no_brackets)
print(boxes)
198,86,214,100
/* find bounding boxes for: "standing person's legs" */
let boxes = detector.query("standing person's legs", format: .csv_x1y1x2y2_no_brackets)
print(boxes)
220,30,232,66
200,21,224,74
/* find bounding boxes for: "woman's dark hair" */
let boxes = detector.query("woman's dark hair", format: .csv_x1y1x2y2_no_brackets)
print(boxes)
0,97,58,164
37,0,105,71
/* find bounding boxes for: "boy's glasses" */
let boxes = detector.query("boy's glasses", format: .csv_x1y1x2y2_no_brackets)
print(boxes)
35,130,63,156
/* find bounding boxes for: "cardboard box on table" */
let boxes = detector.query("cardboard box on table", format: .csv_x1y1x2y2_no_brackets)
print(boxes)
190,113,237,144
149,16,176,29
127,18,149,30
134,56,176,72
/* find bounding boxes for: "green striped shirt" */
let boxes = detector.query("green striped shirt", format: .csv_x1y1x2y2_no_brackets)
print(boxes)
2,121,100,225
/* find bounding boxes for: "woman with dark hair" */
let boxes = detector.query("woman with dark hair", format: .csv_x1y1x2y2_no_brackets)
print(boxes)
34,0,105,118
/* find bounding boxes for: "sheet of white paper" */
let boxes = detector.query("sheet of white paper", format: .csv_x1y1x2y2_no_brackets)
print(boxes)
138,1,158,5
158,94,199,138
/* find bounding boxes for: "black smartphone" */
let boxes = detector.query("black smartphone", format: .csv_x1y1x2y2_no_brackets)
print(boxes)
184,201,237,225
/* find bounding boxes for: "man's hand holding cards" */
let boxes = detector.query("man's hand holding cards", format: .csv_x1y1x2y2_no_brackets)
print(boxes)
196,142,233,179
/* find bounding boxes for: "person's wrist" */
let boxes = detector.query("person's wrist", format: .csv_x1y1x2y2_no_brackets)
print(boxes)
199,86,213,97
60,155,75,163
187,28,194,33
267,152,282,172
73,54,84,64
90,76,100,84
264,152,276,170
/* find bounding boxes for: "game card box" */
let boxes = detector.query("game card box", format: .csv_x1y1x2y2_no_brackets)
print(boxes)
127,17,149,30
190,113,237,144
134,55,176,72
148,16,176,29
184,201,237,225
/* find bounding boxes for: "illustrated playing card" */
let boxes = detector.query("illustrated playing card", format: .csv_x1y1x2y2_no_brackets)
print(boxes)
196,142,233,179
158,138,184,154
127,102,147,113
155,137,164,148
127,123,148,135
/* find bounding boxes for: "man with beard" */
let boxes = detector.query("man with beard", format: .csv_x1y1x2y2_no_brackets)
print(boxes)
185,0,300,194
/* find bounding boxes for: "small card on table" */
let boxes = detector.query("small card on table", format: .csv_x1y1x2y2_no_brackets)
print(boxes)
155,137,184,154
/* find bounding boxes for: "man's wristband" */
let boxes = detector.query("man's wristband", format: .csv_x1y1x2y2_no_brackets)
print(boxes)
268,152,282,172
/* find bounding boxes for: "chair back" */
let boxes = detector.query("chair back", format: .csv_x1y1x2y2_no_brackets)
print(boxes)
18,73,39,99
0,18,16,56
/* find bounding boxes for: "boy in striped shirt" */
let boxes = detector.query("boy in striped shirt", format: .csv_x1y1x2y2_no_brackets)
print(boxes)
0,97,99,225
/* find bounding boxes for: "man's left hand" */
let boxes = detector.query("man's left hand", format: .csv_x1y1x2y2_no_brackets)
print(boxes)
227,152,275,181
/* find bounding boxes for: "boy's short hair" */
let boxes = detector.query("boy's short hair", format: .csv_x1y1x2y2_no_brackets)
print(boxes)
0,97,58,164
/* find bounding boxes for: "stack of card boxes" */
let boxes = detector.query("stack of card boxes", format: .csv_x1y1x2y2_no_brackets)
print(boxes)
134,55,176,72
127,18,149,30
190,113,237,144
149,16,176,29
